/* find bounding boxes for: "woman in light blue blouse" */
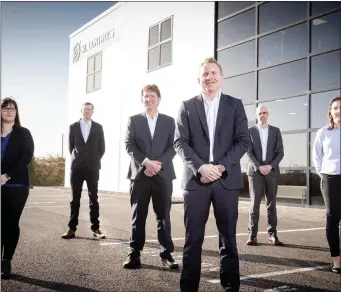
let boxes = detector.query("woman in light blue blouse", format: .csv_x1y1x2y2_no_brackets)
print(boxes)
312,96,341,274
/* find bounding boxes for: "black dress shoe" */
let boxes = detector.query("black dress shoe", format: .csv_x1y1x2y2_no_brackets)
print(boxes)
330,264,341,274
1,259,11,280
123,251,141,269
160,252,179,269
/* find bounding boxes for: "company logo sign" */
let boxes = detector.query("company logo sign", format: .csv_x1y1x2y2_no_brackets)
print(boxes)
72,28,115,63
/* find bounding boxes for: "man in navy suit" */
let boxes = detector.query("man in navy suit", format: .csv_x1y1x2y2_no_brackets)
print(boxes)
174,58,250,292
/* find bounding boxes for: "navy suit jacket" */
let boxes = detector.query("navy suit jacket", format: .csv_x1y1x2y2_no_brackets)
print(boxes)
174,93,250,190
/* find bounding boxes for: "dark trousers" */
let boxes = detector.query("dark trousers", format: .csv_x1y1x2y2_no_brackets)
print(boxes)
1,186,29,260
321,174,341,257
180,181,240,292
248,172,278,237
68,166,100,232
129,175,174,255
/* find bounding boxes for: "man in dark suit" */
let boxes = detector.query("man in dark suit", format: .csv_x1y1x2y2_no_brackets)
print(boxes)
123,84,178,270
246,105,284,246
174,58,250,292
62,102,106,239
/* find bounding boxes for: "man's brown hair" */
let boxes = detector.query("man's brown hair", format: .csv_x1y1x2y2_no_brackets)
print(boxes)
141,84,161,99
200,57,223,74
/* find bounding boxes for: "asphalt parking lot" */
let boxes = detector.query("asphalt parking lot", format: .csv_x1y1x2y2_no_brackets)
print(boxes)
1,187,340,291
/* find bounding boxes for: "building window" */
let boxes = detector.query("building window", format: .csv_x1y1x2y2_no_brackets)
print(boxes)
86,52,102,93
148,17,173,71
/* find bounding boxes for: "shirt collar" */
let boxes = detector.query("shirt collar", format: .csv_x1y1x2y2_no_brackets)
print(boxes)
202,91,221,103
146,111,158,120
257,123,269,129
80,119,92,125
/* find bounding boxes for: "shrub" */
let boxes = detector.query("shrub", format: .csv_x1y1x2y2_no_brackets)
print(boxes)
28,156,65,186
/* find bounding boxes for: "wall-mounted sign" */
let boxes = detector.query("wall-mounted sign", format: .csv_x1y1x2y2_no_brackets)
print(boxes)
72,28,115,63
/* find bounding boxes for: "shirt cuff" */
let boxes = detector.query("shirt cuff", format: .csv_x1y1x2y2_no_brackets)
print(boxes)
142,157,149,166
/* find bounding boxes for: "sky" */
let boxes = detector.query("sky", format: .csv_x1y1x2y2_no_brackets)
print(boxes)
1,1,115,157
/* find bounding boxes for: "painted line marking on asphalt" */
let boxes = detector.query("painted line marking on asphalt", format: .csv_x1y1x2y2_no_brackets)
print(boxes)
99,227,325,246
207,264,329,284
264,286,298,291
26,202,56,204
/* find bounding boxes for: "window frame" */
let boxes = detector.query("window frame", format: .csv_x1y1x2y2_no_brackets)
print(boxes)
147,16,173,72
86,51,102,94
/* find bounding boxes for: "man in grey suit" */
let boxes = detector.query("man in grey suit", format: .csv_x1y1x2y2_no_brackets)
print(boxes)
246,105,284,246
123,84,178,270
174,58,250,292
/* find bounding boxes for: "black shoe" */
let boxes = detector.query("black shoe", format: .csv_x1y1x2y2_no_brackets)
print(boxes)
123,250,141,269
160,252,179,269
330,264,341,274
268,235,283,246
1,259,11,280
93,229,106,239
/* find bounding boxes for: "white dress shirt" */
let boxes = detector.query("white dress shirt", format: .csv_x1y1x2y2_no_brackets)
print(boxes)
312,124,340,175
257,124,269,162
142,112,158,165
80,119,92,143
202,91,221,162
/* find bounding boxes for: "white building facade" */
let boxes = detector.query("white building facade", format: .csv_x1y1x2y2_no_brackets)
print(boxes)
65,1,216,197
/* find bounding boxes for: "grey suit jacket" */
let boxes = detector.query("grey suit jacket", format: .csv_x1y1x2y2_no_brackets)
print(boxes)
247,125,284,177
174,93,250,190
125,112,176,182
69,120,105,171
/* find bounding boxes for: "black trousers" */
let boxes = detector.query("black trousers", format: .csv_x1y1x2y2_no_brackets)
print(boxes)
129,175,174,254
1,186,29,260
180,181,240,292
68,166,100,232
321,174,341,257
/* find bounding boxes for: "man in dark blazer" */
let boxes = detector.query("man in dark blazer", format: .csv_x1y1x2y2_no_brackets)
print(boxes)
246,105,284,246
174,58,250,292
123,84,178,270
62,102,106,239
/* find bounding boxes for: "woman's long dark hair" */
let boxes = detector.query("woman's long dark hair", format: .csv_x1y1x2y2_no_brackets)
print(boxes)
1,97,22,128
327,96,341,130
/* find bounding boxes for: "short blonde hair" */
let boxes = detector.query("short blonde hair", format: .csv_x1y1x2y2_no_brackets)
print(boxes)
200,57,223,74
141,84,161,99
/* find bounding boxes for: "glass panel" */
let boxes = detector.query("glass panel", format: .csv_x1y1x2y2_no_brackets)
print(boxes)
217,1,255,19
160,41,172,65
258,60,307,101
148,46,160,70
310,170,324,206
160,18,172,42
94,71,101,90
86,74,94,93
311,1,341,16
277,169,307,203
309,131,317,166
217,40,255,77
311,11,341,54
222,73,256,104
310,89,341,129
217,9,255,48
94,53,102,71
259,1,307,34
311,50,341,91
87,57,95,74
244,104,256,128
259,23,308,67
149,24,159,47
261,95,308,131
280,133,307,167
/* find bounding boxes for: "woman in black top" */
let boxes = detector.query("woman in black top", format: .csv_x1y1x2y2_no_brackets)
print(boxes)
1,97,34,279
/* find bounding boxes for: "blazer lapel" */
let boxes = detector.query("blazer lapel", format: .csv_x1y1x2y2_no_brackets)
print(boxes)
214,93,226,143
253,126,263,159
141,113,152,142
265,125,274,161
77,121,86,144
86,121,95,143
194,95,209,140
153,114,163,142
